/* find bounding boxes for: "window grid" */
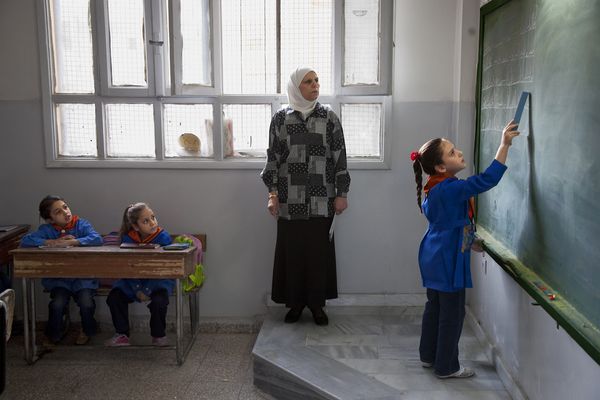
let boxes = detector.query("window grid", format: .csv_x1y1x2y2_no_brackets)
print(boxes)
105,104,155,157
163,104,214,158
341,103,381,158
280,0,333,95
56,104,97,156
181,0,211,85
221,0,277,94
222,104,271,157
49,0,95,93
107,0,147,87
344,0,379,85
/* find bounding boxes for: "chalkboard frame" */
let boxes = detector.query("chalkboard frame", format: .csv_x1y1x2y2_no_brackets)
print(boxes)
474,0,600,366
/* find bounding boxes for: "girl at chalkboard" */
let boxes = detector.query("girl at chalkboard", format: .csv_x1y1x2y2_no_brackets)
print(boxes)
410,121,519,378
105,202,173,347
20,195,103,346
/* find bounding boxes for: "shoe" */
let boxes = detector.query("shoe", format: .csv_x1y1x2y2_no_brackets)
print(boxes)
42,336,58,348
75,330,90,345
284,306,304,323
152,336,169,347
421,361,433,368
436,366,475,379
309,307,329,326
104,334,130,347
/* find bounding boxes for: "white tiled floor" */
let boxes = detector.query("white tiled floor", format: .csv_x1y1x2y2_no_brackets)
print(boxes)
254,306,511,400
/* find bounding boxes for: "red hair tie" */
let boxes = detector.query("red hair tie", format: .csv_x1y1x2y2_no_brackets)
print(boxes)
410,151,420,161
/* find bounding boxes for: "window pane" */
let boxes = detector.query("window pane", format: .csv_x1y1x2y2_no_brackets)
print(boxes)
49,0,95,93
56,104,97,156
221,0,277,94
344,0,379,85
222,104,271,157
105,104,154,157
281,0,333,95
164,104,213,157
181,0,211,86
107,0,147,87
341,103,381,157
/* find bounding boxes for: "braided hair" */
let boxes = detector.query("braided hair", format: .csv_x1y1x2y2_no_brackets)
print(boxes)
412,138,444,213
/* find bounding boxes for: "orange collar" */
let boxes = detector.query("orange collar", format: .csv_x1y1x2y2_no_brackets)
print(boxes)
423,174,475,222
127,227,163,243
423,173,452,196
52,215,79,236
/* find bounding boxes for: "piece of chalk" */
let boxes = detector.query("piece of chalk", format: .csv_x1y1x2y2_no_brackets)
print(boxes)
514,91,530,125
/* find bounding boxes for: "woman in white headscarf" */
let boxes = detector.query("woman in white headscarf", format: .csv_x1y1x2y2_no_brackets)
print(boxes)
260,67,351,326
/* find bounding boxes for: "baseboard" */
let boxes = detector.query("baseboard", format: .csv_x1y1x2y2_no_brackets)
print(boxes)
266,293,427,307
465,306,528,400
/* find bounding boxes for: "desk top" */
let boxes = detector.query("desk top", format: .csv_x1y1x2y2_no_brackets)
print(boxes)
0,224,29,242
10,245,196,279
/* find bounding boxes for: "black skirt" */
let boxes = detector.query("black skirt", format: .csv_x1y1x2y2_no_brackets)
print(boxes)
271,217,338,307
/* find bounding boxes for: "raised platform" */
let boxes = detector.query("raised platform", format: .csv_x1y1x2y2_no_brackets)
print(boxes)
252,305,511,400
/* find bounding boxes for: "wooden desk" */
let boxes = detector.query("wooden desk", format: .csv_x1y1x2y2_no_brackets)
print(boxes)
10,246,199,365
0,225,30,266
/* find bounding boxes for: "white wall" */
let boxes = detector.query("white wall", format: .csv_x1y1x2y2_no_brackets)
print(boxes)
0,0,473,319
470,252,600,400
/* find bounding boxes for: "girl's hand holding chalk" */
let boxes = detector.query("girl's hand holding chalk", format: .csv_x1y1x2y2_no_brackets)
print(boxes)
502,120,520,146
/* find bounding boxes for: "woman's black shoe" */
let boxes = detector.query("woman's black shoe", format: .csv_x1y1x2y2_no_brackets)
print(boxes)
284,306,304,323
310,307,328,326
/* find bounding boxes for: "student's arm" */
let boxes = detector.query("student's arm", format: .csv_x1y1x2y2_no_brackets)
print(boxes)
155,230,172,246
494,121,520,165
20,226,53,247
73,219,103,246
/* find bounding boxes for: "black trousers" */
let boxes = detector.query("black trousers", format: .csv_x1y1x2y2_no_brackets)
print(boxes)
419,288,466,376
106,288,169,338
271,218,338,308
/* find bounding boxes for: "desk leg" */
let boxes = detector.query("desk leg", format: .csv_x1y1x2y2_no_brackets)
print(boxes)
176,279,183,365
21,279,37,364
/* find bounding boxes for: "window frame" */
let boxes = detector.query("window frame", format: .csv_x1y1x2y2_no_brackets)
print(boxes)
38,0,394,170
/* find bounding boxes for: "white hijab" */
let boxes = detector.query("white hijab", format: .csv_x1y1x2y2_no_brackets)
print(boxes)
287,66,317,116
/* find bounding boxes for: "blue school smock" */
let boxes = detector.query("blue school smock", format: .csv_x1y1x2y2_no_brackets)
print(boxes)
113,230,174,301
20,218,103,292
418,160,507,292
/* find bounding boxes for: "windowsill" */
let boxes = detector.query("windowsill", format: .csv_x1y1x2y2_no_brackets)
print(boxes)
45,157,390,170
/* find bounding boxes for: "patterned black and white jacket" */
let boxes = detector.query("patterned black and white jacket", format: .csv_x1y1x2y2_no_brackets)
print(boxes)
261,103,351,220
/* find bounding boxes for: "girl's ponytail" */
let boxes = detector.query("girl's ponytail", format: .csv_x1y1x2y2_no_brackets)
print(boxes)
410,138,444,213
411,154,424,213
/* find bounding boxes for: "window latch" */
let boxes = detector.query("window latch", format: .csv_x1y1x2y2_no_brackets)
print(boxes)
149,40,164,46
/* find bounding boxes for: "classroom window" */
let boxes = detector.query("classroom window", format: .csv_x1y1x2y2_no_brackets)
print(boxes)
39,0,393,168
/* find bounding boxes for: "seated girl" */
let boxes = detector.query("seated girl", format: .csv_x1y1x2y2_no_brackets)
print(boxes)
20,195,102,345
105,202,173,347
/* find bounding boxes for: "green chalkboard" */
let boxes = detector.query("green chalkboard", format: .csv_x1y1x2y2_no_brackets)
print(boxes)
476,0,600,363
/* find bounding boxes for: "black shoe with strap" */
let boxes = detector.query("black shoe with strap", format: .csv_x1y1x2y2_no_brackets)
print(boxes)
309,307,328,326
284,306,304,323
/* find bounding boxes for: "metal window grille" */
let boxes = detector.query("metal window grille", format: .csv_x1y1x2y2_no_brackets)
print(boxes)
222,104,271,157
49,0,95,93
341,103,381,157
280,0,333,95
56,104,97,156
181,0,211,85
107,0,147,87
105,104,155,157
164,104,214,157
344,0,379,85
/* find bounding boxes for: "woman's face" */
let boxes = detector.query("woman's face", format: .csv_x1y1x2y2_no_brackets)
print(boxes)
299,71,320,101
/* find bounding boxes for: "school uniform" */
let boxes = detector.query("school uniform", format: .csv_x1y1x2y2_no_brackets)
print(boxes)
106,229,173,338
20,217,102,341
418,159,507,376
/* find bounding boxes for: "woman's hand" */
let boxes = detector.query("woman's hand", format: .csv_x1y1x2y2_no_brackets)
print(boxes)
267,196,279,217
334,197,348,215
